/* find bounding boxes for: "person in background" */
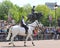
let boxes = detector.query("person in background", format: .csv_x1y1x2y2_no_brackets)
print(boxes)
11,18,15,26
34,26,38,36
1,20,5,32
4,21,8,32
0,20,2,32
57,18,60,26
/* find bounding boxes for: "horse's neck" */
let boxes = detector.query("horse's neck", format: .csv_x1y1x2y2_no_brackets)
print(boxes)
28,22,36,27
31,22,36,25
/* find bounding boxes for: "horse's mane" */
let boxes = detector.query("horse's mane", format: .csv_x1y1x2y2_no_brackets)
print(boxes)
28,20,38,26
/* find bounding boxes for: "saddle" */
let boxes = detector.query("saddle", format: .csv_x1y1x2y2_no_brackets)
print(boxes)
21,24,28,34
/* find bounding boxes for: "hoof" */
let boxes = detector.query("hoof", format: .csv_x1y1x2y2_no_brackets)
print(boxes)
24,45,26,47
33,44,35,46
13,44,15,47
32,42,35,46
9,43,11,45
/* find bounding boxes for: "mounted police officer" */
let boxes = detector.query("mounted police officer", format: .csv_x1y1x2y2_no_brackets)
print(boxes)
21,16,28,34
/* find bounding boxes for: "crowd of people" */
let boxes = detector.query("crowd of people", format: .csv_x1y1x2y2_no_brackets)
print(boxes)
0,18,60,40
38,26,60,40
0,19,15,33
0,20,60,39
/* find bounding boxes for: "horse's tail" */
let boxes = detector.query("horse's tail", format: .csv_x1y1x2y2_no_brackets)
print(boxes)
6,27,12,40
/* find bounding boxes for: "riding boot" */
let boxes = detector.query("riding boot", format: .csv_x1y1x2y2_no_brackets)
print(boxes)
25,29,28,34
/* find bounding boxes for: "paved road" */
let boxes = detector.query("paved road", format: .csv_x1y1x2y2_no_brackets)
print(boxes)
0,40,60,48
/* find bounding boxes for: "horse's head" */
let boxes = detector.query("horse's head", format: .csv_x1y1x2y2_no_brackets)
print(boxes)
38,22,43,27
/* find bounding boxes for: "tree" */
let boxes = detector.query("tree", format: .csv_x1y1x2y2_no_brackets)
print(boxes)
0,0,13,20
9,5,20,23
0,0,57,26
35,5,55,26
56,7,60,18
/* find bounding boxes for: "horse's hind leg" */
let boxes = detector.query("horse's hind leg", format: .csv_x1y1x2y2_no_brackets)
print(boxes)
30,35,35,46
9,34,16,46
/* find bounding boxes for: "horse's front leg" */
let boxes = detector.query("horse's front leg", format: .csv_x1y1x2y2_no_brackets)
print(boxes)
30,35,35,46
24,34,30,46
